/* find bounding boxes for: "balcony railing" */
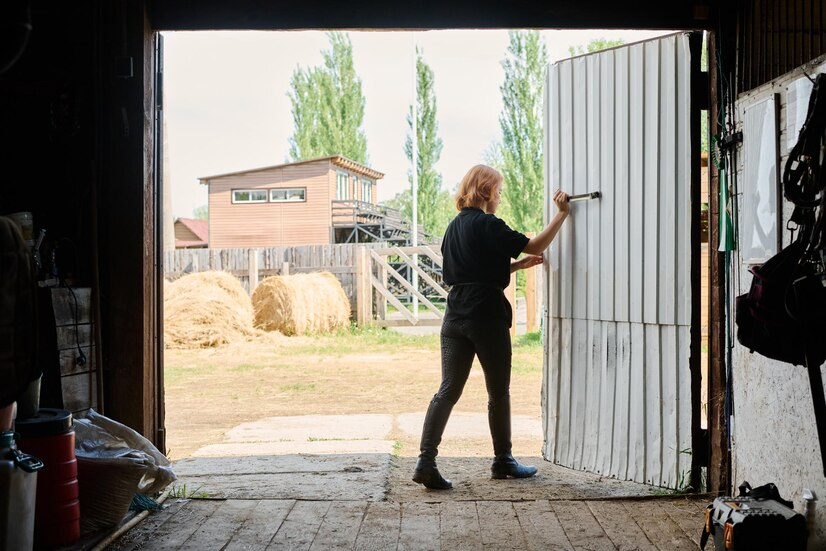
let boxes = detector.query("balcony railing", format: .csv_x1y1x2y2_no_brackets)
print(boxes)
331,200,432,244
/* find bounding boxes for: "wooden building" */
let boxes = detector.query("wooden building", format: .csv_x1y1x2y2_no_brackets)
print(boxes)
173,217,208,248
199,156,386,248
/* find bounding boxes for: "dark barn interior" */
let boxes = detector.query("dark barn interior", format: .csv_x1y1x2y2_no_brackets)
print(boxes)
4,0,826,546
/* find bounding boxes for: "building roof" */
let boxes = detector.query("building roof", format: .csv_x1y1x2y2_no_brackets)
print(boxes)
175,217,209,248
198,155,385,182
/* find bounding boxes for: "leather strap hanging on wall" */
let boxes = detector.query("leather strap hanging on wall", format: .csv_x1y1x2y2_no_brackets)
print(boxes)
736,72,826,475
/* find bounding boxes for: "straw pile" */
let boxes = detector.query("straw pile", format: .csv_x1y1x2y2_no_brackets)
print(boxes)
164,271,255,348
252,272,351,335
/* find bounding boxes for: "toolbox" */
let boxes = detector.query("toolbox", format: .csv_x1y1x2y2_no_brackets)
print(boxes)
701,496,807,550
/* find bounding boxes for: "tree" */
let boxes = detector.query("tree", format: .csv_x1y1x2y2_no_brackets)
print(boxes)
493,30,548,233
288,32,368,164
403,48,451,237
568,37,625,57
382,188,453,239
193,204,208,220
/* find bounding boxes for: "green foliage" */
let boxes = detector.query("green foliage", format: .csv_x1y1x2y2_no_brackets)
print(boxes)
514,330,542,348
381,188,454,238
288,32,368,164
493,30,548,233
192,204,208,220
567,38,625,57
168,483,209,499
403,49,452,237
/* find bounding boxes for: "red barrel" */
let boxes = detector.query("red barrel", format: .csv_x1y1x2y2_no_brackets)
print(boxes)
16,408,80,547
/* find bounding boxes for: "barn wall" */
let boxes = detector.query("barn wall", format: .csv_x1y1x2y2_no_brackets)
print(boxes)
731,55,826,546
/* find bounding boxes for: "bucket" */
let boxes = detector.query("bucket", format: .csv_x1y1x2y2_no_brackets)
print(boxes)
5,212,33,241
0,431,42,551
16,409,80,547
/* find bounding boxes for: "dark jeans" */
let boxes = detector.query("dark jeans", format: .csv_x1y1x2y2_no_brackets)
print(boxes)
435,317,512,407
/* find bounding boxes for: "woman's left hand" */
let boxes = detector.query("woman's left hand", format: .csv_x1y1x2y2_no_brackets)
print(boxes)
519,254,544,269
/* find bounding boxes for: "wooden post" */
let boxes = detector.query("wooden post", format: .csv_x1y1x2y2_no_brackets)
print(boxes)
525,265,537,332
506,271,517,336
191,254,199,273
356,247,371,325
248,249,258,295
282,261,290,276
377,257,387,323
536,264,544,332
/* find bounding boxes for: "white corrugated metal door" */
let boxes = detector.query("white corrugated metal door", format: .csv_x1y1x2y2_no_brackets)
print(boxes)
543,33,693,488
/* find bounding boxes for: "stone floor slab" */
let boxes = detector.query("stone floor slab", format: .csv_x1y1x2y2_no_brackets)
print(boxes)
173,454,391,500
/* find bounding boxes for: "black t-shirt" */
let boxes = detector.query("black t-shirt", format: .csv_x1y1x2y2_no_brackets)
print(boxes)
441,207,530,326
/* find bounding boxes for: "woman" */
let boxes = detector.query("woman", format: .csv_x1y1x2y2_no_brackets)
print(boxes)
412,164,570,490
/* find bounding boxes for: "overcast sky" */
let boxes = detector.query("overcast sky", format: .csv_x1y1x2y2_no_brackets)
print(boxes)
163,29,672,219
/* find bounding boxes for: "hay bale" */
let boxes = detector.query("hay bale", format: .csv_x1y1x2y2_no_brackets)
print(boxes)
252,272,351,335
165,270,250,306
164,270,254,349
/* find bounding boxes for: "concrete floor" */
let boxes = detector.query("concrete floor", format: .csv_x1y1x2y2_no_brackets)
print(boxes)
107,415,708,550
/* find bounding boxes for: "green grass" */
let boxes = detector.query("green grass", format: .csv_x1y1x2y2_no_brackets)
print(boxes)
512,361,542,375
165,365,216,384
514,331,542,348
280,383,317,392
168,483,209,499
288,323,440,355
230,363,267,373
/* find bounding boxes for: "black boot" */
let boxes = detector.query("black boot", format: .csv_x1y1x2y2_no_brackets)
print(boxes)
489,394,538,479
412,396,454,490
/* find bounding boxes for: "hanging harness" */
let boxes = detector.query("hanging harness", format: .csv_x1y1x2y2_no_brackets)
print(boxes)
735,72,826,475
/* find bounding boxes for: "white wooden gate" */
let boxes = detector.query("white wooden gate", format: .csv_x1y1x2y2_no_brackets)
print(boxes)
355,245,447,327
544,33,694,488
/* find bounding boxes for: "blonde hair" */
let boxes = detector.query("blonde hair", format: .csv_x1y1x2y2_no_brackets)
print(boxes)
454,165,502,211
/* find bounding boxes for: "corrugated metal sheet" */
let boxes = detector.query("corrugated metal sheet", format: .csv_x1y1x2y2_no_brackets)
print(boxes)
543,33,693,488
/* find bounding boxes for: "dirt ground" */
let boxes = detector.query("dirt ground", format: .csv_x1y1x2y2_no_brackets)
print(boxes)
163,329,545,462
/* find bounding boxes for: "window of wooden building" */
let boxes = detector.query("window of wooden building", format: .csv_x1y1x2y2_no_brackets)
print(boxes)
361,178,373,203
270,188,306,202
232,189,268,203
336,171,349,200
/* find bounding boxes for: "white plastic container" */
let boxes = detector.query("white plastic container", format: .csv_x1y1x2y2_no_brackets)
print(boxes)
0,432,39,551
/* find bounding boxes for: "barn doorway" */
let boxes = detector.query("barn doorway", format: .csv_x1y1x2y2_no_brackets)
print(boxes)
158,28,709,503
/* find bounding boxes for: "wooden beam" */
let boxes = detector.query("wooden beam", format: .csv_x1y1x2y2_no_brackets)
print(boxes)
376,318,443,328
369,251,443,318
391,247,448,299
525,262,538,332
370,275,417,325
248,249,259,295
706,31,730,495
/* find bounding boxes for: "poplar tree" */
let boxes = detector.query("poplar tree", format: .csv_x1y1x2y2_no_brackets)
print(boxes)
495,30,548,233
288,32,368,164
567,37,625,57
403,48,451,237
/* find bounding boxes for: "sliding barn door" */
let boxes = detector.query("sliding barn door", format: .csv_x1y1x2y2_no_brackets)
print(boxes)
543,33,694,488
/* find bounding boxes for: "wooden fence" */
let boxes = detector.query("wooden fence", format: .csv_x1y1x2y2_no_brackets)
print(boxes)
164,244,375,310
165,243,543,332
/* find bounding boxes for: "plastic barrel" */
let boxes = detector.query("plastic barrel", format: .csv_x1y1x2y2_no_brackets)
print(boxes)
16,408,80,547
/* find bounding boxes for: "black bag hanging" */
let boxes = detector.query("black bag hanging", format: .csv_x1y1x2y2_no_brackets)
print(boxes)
735,238,826,368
